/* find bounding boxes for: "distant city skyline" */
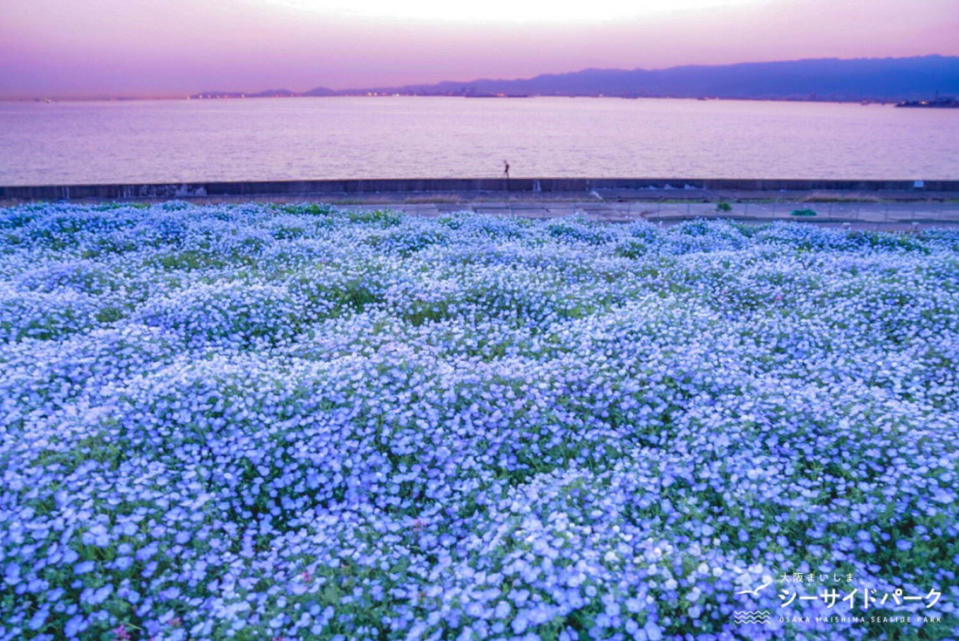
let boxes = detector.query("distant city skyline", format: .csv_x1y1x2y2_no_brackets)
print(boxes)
1,0,958,98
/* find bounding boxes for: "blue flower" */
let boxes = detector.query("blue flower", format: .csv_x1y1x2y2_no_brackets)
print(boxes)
1,202,956,641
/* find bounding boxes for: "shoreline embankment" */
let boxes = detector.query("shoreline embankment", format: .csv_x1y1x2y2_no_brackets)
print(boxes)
4,178,959,228
3,178,959,203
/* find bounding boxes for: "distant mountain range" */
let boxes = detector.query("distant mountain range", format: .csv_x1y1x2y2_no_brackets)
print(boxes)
191,55,959,102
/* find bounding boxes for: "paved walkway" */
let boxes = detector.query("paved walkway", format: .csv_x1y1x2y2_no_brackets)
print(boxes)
9,191,958,228
334,198,959,229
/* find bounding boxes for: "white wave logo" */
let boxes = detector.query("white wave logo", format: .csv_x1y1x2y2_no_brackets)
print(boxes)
733,610,771,624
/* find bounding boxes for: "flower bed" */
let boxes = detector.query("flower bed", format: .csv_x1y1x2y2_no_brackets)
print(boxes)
1,202,957,640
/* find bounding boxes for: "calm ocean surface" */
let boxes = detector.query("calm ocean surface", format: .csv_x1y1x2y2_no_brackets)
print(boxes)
1,97,957,185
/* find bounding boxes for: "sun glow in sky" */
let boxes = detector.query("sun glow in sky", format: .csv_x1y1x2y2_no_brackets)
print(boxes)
1,0,956,97
262,0,765,23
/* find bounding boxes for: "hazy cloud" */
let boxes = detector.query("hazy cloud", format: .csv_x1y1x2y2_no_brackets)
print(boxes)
1,0,956,97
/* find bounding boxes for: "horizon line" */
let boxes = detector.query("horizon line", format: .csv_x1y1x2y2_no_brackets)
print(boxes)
1,53,953,102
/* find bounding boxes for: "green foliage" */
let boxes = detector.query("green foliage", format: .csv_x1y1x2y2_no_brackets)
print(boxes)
613,240,648,259
272,203,333,216
147,250,231,271
347,209,403,226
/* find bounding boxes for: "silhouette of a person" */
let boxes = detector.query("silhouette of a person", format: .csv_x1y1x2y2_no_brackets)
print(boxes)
503,160,510,179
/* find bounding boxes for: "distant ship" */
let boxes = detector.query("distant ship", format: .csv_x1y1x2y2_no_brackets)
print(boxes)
895,96,959,108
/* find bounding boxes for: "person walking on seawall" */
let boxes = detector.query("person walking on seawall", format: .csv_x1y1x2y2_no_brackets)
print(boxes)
503,160,510,191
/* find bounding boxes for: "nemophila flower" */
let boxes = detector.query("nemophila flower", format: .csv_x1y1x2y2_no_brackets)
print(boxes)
0,203,957,640
73,561,95,575
642,620,663,641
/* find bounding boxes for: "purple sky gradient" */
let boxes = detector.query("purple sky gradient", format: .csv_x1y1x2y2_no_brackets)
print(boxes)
1,0,957,98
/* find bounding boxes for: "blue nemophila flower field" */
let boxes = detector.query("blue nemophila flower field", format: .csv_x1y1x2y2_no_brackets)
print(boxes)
1,202,957,641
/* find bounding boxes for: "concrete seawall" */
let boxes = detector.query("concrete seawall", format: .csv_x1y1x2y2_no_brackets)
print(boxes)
2,178,958,202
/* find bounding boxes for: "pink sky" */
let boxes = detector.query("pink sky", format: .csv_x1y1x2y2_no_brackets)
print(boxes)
1,0,957,98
